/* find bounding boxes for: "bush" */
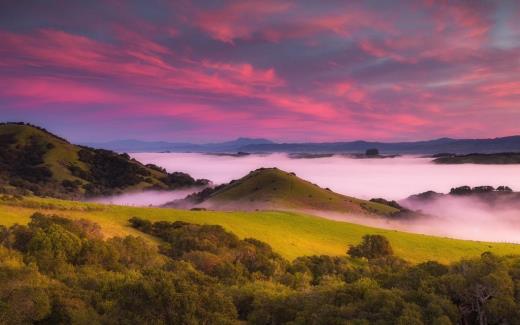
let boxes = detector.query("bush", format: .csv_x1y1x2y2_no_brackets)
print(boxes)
348,234,393,259
365,148,380,156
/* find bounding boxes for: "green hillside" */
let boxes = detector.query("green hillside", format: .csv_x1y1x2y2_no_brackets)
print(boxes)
186,167,399,216
0,122,206,198
2,195,519,264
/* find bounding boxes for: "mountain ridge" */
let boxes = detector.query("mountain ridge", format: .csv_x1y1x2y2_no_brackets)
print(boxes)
82,137,274,153
84,135,520,154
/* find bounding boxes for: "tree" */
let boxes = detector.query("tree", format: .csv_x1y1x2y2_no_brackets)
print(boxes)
365,148,379,156
348,235,393,259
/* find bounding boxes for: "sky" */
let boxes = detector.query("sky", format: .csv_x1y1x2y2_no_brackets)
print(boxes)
0,0,519,143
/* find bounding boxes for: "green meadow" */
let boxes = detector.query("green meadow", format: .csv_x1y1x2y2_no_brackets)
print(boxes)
1,195,519,264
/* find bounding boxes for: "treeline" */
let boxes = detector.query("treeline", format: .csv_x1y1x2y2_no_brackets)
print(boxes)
433,152,520,165
450,185,513,195
71,148,209,196
2,214,520,324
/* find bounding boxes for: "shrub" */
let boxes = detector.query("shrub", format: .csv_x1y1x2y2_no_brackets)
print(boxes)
365,148,380,156
348,234,394,259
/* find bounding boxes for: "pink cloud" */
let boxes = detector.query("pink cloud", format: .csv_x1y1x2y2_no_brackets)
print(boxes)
0,27,342,124
1,1,519,142
332,82,367,103
190,1,396,44
0,77,124,104
194,1,292,43
480,82,520,98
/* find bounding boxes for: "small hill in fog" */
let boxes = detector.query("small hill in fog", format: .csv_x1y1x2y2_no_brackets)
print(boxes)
170,167,400,216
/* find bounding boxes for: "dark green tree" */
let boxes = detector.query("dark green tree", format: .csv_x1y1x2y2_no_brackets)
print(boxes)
348,234,394,259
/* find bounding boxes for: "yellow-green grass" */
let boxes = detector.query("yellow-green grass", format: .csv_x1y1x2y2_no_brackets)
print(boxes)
206,168,398,216
1,196,520,264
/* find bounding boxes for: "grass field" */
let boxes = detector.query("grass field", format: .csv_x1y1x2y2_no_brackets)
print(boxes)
2,195,520,264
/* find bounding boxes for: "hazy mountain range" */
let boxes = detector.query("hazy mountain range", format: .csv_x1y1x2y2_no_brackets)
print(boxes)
82,137,275,153
84,135,520,154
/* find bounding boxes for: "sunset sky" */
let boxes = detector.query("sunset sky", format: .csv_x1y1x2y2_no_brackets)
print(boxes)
0,0,519,142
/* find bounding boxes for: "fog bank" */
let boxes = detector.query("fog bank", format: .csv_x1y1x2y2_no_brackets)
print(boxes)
88,188,201,206
131,153,520,200
311,194,520,243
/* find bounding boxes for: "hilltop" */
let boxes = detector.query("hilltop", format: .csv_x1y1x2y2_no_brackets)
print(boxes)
0,122,207,199
172,167,400,216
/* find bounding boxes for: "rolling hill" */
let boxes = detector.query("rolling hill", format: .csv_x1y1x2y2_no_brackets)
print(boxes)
0,122,207,198
1,195,519,264
174,167,400,216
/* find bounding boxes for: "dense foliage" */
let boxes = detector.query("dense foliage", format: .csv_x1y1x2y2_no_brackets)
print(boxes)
72,148,208,196
2,214,520,324
347,234,394,259
71,148,154,195
0,132,56,196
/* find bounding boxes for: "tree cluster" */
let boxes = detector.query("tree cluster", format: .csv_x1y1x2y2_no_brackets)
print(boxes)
0,133,57,197
2,214,520,324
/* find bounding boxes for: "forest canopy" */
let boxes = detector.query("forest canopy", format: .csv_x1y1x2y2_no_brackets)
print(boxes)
1,213,519,324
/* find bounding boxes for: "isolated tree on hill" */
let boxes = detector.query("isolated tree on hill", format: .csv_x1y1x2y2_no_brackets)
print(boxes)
347,234,393,259
365,148,379,156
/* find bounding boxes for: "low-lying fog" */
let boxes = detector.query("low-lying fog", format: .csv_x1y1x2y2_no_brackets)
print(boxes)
93,153,520,243
314,195,520,243
88,188,201,206
131,153,520,200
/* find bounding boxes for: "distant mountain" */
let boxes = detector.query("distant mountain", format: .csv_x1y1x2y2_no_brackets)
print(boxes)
85,136,520,154
0,122,207,199
83,137,274,153
168,167,400,216
239,136,520,154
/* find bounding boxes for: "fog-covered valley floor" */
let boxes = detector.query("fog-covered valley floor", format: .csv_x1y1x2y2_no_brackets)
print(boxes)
131,153,520,200
94,153,520,243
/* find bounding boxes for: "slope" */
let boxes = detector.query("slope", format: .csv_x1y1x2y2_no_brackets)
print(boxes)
1,195,519,264
182,168,401,216
0,122,206,198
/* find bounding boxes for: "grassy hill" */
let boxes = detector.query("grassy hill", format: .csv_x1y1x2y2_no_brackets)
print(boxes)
182,167,399,216
2,195,519,264
0,122,206,198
